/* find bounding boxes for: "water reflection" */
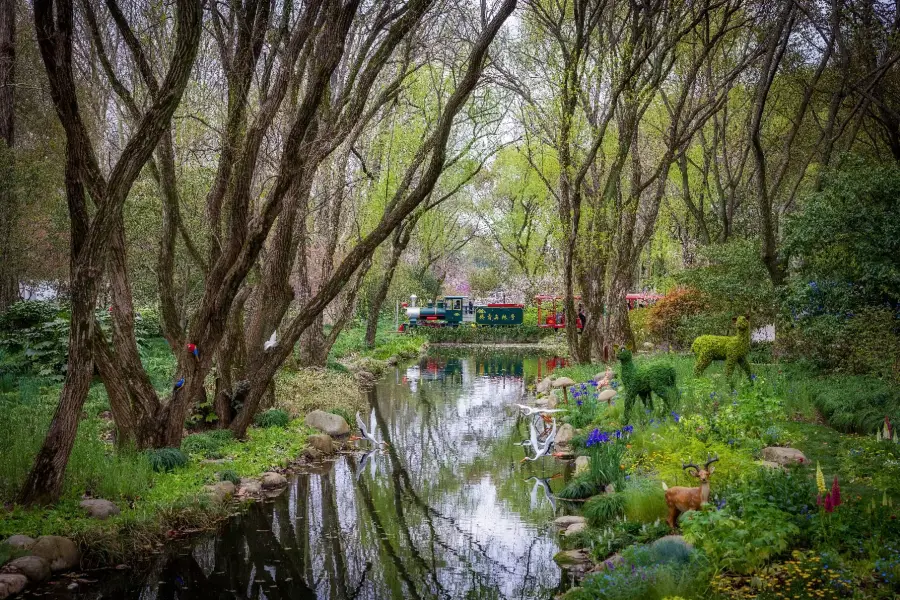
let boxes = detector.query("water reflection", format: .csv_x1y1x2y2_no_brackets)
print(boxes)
42,352,571,599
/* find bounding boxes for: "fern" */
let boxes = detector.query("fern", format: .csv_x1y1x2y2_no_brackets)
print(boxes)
147,448,188,472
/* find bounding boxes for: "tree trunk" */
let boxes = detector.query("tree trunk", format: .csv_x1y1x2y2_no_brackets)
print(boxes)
0,0,16,311
366,225,411,348
603,261,635,350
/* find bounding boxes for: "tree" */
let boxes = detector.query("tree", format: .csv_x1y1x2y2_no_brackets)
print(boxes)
0,0,16,310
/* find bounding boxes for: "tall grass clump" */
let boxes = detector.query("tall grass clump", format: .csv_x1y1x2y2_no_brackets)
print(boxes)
181,430,234,458
584,492,626,525
621,479,668,522
254,409,290,428
146,448,189,473
558,441,627,500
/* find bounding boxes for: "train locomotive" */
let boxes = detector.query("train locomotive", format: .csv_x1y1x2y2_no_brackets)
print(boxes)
402,295,523,329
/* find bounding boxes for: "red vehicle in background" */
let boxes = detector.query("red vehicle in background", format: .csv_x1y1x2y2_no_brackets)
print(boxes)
535,292,662,330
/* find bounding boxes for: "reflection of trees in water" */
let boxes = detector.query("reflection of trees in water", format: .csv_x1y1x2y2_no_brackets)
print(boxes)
72,353,564,600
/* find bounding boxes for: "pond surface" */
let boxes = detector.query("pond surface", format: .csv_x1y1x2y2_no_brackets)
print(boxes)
35,351,577,600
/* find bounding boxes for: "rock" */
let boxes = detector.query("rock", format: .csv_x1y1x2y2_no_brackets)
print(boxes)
307,434,334,454
591,553,625,572
237,480,261,496
574,455,591,477
547,395,558,409
553,549,592,567
642,341,654,350
2,556,51,582
536,377,552,394
598,389,617,404
304,410,350,437
302,447,323,461
386,356,399,366
79,498,120,520
552,377,575,389
534,395,549,407
260,472,287,489
204,481,236,503
564,522,588,537
604,483,617,494
556,423,575,446
554,515,587,528
553,447,574,459
2,536,35,551
28,536,80,572
355,371,377,388
0,573,28,598
761,446,807,466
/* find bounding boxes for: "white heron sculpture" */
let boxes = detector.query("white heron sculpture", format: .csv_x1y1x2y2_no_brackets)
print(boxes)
513,404,566,417
352,411,389,448
521,416,558,462
526,475,560,511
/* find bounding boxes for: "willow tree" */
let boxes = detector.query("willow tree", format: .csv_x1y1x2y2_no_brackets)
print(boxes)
19,0,516,504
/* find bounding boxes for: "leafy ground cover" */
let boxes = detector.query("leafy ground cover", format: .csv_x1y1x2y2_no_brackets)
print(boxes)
550,353,900,599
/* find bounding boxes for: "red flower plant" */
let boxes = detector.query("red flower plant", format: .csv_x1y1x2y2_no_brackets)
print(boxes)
830,476,841,508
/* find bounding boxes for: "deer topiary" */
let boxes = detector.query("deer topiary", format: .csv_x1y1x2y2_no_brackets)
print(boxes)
691,316,752,379
616,347,678,423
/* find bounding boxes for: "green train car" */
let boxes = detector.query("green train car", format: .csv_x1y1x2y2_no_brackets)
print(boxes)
402,295,524,329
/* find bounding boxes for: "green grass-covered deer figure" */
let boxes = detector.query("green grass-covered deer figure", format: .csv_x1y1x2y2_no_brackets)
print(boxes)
616,347,678,423
691,316,752,379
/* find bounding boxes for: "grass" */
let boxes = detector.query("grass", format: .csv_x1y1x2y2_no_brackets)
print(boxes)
328,319,426,362
0,327,385,565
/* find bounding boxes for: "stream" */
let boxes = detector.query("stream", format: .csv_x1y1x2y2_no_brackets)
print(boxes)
31,350,577,599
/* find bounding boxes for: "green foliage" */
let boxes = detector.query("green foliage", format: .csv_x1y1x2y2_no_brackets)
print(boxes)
617,348,678,422
783,159,900,311
622,478,668,523
678,239,776,321
565,540,706,600
181,430,234,459
254,409,290,429
0,300,164,378
147,448,189,473
691,316,752,379
219,469,240,485
328,320,425,362
629,307,653,348
789,373,899,434
681,504,799,574
584,492,626,526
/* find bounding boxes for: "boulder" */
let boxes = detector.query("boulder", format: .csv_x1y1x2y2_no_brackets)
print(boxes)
574,455,591,477
642,341,654,350
307,434,334,454
759,460,784,470
604,483,617,494
2,536,35,551
556,423,576,446
386,356,399,366
591,553,625,572
564,522,588,537
554,515,586,529
204,481,235,503
761,446,807,466
534,395,549,407
260,472,287,490
28,536,80,572
304,410,350,437
598,389,617,404
0,573,28,599
237,480,261,496
79,498,120,520
536,377,552,394
553,548,592,567
355,371,377,388
2,556,51,582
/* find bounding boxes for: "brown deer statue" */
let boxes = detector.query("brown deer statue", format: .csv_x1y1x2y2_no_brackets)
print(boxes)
663,456,719,530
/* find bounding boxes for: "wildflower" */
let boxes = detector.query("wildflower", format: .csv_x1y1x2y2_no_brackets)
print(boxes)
576,400,583,406
816,462,826,495
750,373,757,381
623,425,634,434
670,411,680,423
824,493,834,513
830,476,841,508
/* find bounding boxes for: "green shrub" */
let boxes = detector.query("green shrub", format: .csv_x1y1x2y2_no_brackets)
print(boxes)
181,430,234,458
584,492,626,526
793,374,899,434
254,409,290,429
418,324,550,344
622,479,668,523
219,469,240,485
147,448,189,473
